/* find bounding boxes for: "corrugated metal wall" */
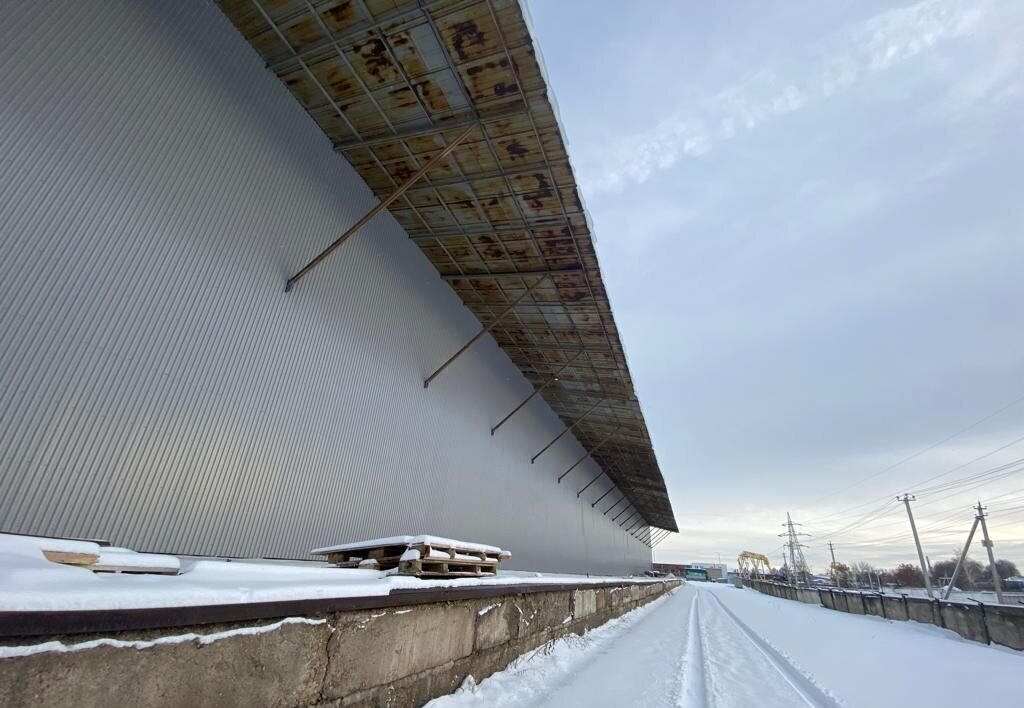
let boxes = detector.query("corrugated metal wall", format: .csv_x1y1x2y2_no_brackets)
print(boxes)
0,0,651,575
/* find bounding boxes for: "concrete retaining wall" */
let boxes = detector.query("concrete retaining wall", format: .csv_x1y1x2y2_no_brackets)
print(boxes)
0,580,678,708
745,580,1024,651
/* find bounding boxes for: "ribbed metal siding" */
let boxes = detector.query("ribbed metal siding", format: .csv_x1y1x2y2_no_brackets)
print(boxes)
0,0,651,574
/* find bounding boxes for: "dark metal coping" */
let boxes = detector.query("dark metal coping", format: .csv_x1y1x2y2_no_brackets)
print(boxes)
0,579,674,639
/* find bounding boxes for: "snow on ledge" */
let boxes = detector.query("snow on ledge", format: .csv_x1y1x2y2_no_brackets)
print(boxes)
0,533,668,613
0,617,325,659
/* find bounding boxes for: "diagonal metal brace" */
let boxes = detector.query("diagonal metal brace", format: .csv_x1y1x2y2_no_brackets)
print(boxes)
619,511,641,528
491,350,584,435
574,471,606,497
590,483,617,508
604,495,627,516
559,431,615,484
286,125,475,292
530,397,606,464
424,274,550,388
613,504,634,523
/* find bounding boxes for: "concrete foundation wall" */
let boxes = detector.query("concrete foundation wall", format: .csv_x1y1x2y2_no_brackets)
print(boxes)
0,0,654,574
746,580,1024,651
0,580,678,708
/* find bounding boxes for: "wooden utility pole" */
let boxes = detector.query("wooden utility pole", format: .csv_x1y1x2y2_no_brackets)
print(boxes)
828,541,838,585
898,494,933,598
943,514,980,600
976,501,1004,604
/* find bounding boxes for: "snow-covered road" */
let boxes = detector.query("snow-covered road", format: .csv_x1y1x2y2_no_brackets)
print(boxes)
429,582,1021,708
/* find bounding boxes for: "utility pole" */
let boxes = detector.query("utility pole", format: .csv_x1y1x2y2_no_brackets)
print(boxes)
976,501,1004,604
827,541,838,586
898,494,933,598
943,512,980,600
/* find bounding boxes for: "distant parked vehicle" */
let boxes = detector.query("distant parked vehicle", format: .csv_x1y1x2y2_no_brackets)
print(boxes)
685,567,710,582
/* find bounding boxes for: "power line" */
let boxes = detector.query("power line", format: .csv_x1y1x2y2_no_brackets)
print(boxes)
801,394,1024,509
805,435,1024,529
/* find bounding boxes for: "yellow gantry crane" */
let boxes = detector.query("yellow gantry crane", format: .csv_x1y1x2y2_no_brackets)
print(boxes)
737,551,773,579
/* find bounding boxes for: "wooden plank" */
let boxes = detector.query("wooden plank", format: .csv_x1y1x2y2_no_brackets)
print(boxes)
42,550,99,566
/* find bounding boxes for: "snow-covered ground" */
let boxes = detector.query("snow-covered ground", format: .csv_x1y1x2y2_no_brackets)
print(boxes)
0,534,661,612
429,582,1021,708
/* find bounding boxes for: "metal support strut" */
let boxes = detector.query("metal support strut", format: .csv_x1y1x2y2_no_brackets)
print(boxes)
285,125,475,292
652,531,672,548
590,484,617,508
424,274,550,388
491,350,584,435
574,471,605,497
604,496,627,516
612,504,633,522
560,432,615,484
530,397,606,464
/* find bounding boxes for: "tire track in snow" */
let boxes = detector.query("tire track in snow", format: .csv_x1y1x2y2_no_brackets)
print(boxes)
701,590,843,708
676,591,708,708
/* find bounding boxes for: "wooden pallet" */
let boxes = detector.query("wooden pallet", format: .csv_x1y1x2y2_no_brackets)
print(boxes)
311,536,508,578
398,542,499,578
322,543,410,569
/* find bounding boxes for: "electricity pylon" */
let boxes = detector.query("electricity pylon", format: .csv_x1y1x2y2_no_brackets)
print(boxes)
779,512,811,585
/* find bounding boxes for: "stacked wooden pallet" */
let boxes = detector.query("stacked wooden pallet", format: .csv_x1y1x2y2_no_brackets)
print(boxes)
311,535,511,578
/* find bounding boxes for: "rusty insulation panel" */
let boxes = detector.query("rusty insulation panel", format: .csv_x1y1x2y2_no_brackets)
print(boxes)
218,0,676,532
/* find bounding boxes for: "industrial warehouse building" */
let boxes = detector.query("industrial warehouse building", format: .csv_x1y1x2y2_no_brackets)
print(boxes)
0,0,676,575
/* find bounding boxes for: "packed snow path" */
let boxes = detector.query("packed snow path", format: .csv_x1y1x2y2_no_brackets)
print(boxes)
429,582,1021,708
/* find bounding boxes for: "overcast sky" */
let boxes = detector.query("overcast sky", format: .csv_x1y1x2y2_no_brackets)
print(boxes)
528,0,1024,572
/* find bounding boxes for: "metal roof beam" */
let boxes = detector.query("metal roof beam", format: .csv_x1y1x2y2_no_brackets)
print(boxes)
441,267,579,282
508,344,615,354
333,104,525,151
265,0,448,72
406,163,558,192
409,223,584,241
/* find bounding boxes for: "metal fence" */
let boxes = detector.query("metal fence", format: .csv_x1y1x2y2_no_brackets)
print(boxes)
745,580,1024,651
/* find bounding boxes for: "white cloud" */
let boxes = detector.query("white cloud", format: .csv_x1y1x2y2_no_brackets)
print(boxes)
581,0,993,196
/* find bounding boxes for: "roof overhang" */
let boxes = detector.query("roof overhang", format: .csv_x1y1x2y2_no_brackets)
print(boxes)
218,0,677,532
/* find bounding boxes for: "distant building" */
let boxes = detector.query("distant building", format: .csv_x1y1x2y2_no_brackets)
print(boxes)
653,563,727,580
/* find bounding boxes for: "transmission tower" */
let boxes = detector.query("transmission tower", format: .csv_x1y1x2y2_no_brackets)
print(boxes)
778,512,811,585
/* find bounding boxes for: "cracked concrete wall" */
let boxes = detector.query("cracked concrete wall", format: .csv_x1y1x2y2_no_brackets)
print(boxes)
0,581,679,708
